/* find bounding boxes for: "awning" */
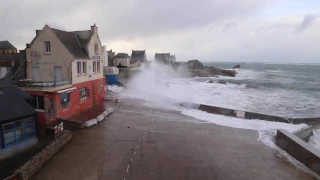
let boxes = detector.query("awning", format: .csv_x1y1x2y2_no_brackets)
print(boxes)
56,87,77,94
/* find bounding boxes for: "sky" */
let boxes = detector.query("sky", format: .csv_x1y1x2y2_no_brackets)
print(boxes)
0,0,319,63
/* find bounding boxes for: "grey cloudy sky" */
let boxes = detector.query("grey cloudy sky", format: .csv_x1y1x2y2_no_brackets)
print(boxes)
1,0,319,62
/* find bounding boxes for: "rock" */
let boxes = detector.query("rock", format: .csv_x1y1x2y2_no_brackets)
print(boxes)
233,64,240,69
218,80,227,84
208,80,214,83
187,60,204,69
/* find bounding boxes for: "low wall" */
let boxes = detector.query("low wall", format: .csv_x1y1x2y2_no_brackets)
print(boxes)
197,104,319,125
15,131,72,180
276,129,320,176
293,126,314,142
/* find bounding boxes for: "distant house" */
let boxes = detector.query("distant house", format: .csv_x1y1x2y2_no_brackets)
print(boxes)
114,53,130,67
107,49,115,66
155,53,170,63
169,55,176,63
0,41,18,54
0,41,26,79
130,50,147,68
15,24,105,126
0,79,38,158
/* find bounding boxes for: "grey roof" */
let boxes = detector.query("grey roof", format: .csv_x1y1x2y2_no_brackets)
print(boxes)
73,30,91,48
0,41,17,50
115,53,129,58
51,28,90,59
0,79,36,122
130,50,146,63
155,53,170,63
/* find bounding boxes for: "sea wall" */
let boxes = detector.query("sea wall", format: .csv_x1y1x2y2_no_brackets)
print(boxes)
276,129,320,176
197,104,320,125
14,131,72,180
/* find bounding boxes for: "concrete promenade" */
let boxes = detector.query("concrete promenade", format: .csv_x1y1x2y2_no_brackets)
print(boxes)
31,99,316,180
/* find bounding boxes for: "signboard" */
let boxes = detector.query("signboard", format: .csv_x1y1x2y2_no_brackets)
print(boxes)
92,56,100,60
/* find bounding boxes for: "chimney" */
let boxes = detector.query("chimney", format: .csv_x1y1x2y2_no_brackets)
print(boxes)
36,30,41,36
91,23,98,34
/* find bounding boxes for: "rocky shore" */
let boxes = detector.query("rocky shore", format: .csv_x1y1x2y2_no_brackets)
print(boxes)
187,60,237,77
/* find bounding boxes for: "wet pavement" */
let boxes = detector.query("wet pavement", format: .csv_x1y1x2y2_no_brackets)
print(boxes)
31,98,317,180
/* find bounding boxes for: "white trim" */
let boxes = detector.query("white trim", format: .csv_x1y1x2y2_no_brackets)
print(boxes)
57,87,77,94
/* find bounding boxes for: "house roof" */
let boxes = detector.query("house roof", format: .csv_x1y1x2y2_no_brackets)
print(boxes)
0,79,36,122
0,41,17,50
114,53,129,58
130,50,146,63
50,28,90,59
73,30,91,48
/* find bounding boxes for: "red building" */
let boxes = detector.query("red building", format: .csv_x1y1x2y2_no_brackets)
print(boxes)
16,24,106,127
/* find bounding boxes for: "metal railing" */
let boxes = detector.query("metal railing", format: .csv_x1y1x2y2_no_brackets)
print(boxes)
15,79,72,87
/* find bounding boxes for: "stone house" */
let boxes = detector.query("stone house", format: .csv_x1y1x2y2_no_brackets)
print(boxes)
107,49,115,66
169,55,176,63
130,50,146,68
0,79,38,158
0,41,26,79
155,53,170,63
16,24,106,127
0,41,18,54
113,53,130,67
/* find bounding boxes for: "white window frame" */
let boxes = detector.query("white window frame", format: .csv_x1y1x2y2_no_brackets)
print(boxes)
94,44,98,55
77,62,81,75
82,62,87,75
93,61,96,73
97,61,100,72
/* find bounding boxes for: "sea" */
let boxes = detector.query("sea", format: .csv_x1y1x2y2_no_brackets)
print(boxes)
108,61,320,171
203,62,320,118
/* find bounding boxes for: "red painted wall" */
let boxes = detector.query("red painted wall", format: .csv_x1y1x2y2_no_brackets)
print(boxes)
57,77,106,119
25,77,106,125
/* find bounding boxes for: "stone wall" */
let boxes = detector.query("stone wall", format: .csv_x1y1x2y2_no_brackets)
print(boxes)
15,131,72,180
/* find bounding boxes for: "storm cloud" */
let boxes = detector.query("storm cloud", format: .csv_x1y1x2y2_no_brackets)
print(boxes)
0,0,319,63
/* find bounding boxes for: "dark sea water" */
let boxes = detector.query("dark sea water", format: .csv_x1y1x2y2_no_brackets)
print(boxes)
203,62,320,118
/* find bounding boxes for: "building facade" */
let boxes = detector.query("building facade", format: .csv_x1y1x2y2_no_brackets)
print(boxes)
0,41,18,54
107,49,115,66
17,24,105,126
113,53,130,67
0,41,26,79
155,53,170,63
130,50,146,68
169,55,176,63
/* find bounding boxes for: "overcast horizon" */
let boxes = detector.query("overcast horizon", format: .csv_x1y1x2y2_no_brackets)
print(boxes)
1,0,319,63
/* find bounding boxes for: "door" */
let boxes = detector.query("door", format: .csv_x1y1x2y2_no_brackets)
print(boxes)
32,66,41,81
54,66,63,84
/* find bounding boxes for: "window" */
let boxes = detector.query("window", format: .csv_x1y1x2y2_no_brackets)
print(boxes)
77,62,81,75
97,61,100,72
2,117,36,147
93,61,96,73
82,62,87,74
94,44,98,54
44,41,51,53
60,92,70,108
29,95,44,110
80,87,89,101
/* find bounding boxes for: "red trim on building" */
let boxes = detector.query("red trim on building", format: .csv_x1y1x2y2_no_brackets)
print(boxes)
25,77,106,125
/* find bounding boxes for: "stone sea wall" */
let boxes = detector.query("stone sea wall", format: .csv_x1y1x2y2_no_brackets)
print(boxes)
14,131,72,180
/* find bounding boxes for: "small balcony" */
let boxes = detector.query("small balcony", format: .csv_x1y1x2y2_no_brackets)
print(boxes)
15,79,72,87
